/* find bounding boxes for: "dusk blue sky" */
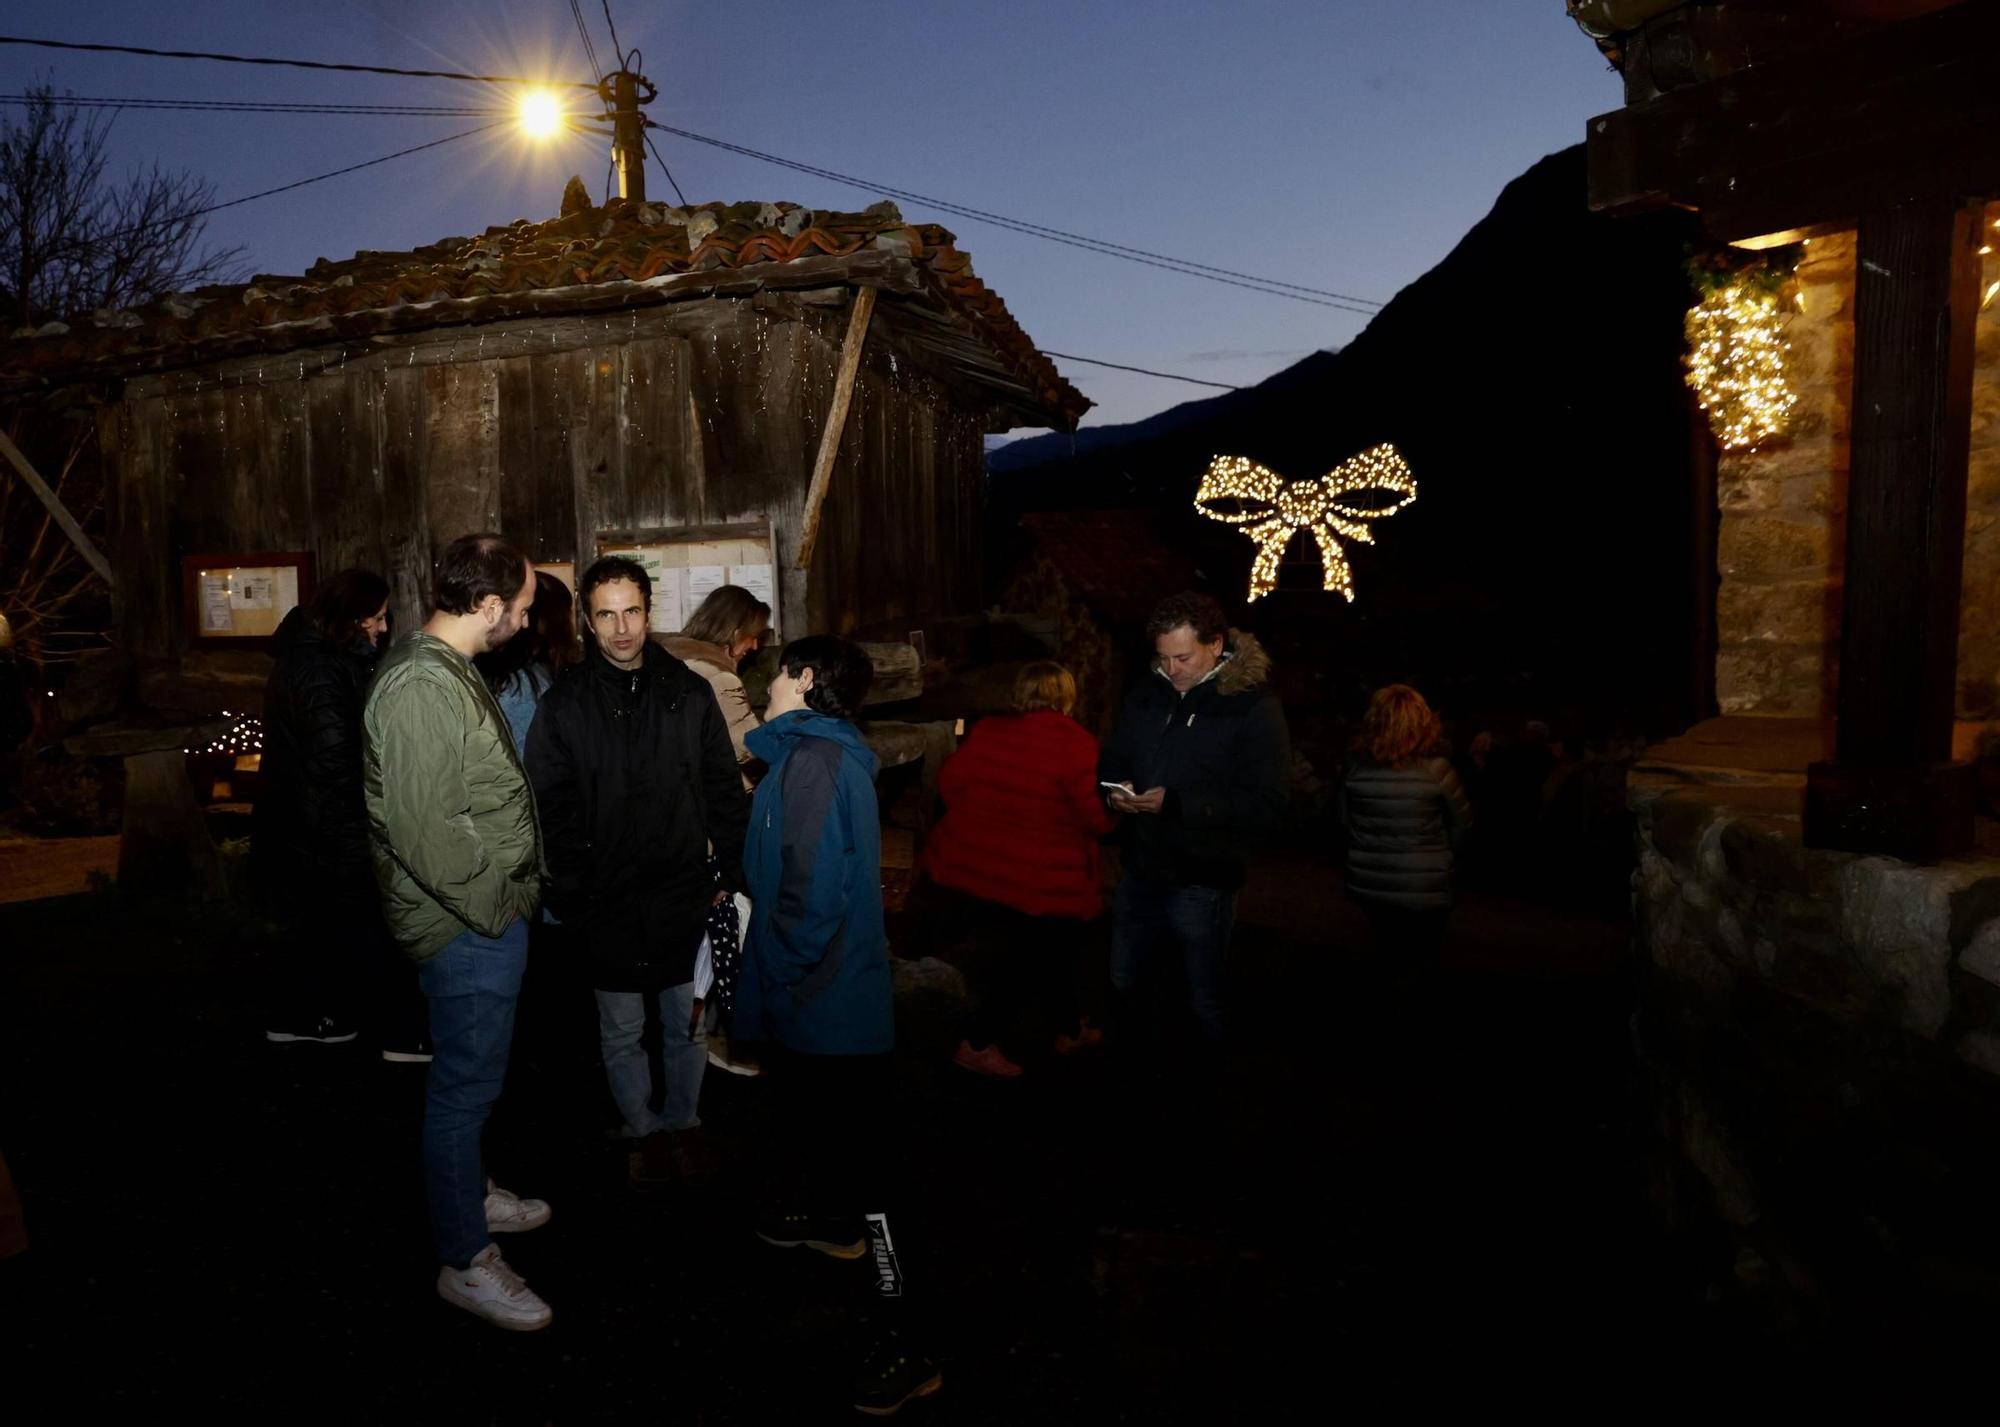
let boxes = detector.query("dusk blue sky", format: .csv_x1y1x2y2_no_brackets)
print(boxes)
2,3,1620,435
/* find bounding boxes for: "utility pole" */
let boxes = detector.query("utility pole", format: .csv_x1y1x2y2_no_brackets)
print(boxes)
609,69,646,201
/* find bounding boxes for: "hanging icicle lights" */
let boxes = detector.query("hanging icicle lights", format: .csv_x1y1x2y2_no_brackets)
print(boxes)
1685,282,1797,452
1195,444,1417,603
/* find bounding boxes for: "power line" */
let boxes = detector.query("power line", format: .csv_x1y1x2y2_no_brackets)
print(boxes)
644,119,1385,313
89,123,504,247
4,94,507,117
643,130,691,209
0,34,597,89
566,0,604,84
1040,351,1242,390
601,1,628,66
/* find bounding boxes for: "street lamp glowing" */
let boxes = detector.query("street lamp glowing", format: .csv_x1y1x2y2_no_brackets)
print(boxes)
517,89,566,139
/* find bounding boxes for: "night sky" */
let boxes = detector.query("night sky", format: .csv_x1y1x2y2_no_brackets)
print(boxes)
1,2,1620,435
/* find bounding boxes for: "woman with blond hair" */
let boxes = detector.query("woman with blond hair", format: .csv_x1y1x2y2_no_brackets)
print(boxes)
921,660,1116,1077
663,584,772,791
1340,683,1473,971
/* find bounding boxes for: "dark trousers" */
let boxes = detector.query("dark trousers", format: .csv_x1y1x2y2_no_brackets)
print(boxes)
955,895,1089,1059
762,1050,917,1311
1110,875,1235,1042
277,895,425,1043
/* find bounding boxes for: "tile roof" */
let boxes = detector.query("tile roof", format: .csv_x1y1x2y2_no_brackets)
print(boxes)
0,197,1087,427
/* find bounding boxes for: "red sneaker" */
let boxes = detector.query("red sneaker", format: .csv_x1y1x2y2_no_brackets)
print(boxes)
1053,1019,1105,1056
953,1039,1024,1079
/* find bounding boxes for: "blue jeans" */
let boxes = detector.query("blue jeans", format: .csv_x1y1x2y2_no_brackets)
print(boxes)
595,981,706,1138
417,918,529,1269
1110,876,1235,1042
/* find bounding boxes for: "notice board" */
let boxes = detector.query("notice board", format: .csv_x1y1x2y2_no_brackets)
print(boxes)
596,523,781,639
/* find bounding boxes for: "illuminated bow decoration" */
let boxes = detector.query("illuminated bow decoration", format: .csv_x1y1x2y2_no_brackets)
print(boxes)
1195,444,1417,602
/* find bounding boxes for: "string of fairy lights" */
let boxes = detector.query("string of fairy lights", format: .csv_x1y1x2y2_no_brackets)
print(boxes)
1684,283,1797,452
186,711,264,757
1194,445,1418,603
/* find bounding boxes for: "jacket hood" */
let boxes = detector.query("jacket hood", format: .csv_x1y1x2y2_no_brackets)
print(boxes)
1218,630,1272,696
1153,629,1273,697
660,634,733,671
747,708,879,778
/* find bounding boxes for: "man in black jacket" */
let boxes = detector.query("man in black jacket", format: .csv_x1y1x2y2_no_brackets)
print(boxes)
525,556,750,1186
1100,591,1290,1045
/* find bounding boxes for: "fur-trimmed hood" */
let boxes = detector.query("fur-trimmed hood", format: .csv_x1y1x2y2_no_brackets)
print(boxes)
1217,630,1272,696
1154,629,1273,697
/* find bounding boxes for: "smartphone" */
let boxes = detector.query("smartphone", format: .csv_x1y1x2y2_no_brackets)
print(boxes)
1100,781,1134,793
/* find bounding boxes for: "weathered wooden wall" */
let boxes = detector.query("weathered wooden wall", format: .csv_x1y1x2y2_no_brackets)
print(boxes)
106,289,989,706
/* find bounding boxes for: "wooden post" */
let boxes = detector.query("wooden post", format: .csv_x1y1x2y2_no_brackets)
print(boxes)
795,286,877,571
0,427,116,589
1804,197,1984,861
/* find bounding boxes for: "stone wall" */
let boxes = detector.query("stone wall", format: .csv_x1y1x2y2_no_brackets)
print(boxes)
1630,727,2000,1325
1714,209,2000,739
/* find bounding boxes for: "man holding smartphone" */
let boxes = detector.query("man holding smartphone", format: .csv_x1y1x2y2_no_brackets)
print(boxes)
1100,591,1291,1046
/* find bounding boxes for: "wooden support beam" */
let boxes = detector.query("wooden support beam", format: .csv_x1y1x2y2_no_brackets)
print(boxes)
0,426,116,589
794,285,877,572
1586,1,2000,240
1804,197,1984,862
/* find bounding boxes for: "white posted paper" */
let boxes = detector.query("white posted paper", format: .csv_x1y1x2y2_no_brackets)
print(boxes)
729,562,774,611
201,575,233,632
687,564,726,608
653,574,684,634
230,573,276,610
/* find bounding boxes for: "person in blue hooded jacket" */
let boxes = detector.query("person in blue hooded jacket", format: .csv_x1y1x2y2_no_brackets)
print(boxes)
736,635,942,1417
735,635,889,1057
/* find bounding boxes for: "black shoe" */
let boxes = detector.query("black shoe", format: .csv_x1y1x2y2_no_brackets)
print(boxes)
852,1334,942,1417
265,1016,358,1045
754,1214,869,1260
381,1037,432,1064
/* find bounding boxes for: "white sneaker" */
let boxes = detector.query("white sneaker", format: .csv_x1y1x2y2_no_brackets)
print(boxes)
436,1244,553,1331
483,1180,552,1234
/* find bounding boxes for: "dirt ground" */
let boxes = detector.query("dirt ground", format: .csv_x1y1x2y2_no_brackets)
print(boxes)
0,832,117,904
0,844,1729,1419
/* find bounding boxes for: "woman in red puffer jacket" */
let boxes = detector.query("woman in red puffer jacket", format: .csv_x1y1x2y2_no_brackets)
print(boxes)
921,661,1117,1078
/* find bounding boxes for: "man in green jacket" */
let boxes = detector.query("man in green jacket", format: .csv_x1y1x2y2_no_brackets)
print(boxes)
363,533,551,1331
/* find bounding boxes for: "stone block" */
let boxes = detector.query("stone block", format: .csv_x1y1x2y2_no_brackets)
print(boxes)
1718,579,1837,648
1718,472,1783,514
1838,857,1965,1039
1719,815,1814,896
1650,792,1719,868
1958,919,2000,988
1718,516,1835,580
1717,643,1834,717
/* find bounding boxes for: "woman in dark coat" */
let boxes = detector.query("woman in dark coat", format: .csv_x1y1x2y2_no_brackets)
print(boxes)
255,569,408,1050
1339,683,1473,975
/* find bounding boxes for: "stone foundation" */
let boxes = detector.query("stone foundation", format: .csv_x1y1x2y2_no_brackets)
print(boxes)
1632,717,2000,1323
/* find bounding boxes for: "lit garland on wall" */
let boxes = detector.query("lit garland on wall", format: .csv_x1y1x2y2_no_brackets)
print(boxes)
1685,248,1801,452
1195,444,1417,602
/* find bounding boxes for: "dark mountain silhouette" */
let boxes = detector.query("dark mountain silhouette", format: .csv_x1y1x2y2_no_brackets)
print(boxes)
990,145,1709,737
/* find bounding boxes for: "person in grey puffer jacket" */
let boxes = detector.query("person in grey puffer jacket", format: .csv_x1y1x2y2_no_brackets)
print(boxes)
1339,683,1472,971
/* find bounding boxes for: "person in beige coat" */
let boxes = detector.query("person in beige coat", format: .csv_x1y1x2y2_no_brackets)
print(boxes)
662,584,773,1076
662,585,771,792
